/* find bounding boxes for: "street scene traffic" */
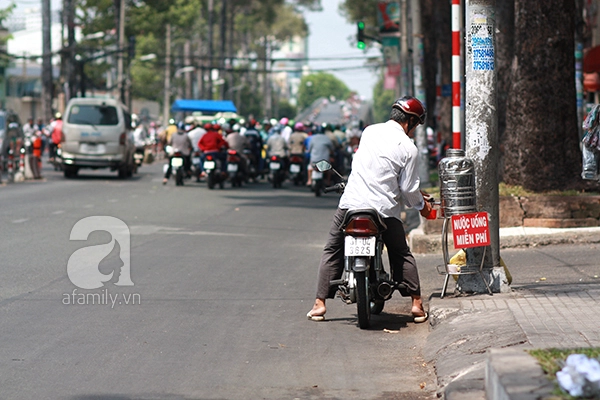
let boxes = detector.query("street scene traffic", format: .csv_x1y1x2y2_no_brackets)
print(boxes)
1,0,600,399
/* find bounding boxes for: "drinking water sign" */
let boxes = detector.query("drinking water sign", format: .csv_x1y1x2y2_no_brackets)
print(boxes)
451,212,490,249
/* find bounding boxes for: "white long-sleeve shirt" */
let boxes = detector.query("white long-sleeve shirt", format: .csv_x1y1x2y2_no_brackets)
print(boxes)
339,120,424,219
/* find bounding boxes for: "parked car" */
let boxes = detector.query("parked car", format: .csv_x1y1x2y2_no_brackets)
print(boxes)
60,97,135,178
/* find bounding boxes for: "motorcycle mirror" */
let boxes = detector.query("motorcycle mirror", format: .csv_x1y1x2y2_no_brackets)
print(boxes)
314,160,332,172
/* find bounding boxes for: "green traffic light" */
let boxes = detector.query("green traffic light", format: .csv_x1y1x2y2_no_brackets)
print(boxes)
358,21,365,30
357,42,366,50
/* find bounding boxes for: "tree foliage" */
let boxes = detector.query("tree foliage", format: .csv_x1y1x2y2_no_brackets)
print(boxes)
297,72,351,110
0,3,15,66
371,74,395,123
74,0,320,115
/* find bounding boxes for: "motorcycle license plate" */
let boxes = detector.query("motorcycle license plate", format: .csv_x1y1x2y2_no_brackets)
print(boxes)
227,163,239,172
270,162,281,170
345,236,376,256
192,157,200,164
290,164,301,173
171,157,183,168
203,160,215,170
312,170,323,179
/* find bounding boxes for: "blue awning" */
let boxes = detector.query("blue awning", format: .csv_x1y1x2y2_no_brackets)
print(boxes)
171,99,237,113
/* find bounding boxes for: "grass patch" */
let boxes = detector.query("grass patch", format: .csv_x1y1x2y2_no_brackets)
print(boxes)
528,348,600,399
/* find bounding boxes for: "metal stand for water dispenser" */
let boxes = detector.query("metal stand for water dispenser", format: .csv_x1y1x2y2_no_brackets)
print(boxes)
438,217,493,298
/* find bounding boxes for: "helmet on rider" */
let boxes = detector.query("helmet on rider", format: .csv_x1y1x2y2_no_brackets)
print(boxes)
212,123,221,131
294,122,304,131
392,96,427,125
203,122,212,130
279,117,288,126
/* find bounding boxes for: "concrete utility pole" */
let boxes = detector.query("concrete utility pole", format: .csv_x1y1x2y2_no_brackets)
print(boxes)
411,0,429,188
41,0,53,122
207,0,214,99
459,0,509,293
265,37,272,117
184,40,192,99
117,0,126,103
163,24,171,125
219,0,227,100
62,0,76,102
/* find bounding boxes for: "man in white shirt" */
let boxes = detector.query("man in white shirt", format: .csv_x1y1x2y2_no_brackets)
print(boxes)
307,96,433,323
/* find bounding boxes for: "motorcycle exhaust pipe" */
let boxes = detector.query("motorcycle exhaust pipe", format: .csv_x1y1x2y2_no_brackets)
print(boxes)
377,281,394,300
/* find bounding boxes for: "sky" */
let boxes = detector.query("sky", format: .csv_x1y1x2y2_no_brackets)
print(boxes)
3,0,380,99
303,1,380,100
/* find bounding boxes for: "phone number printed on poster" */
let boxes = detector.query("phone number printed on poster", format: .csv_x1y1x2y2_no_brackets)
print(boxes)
471,23,494,71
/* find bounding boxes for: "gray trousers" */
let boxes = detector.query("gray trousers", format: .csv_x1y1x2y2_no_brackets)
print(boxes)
316,208,421,300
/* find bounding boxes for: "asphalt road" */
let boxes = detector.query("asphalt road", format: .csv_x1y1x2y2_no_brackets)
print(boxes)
0,160,440,400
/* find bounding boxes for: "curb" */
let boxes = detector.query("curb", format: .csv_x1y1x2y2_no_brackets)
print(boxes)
486,348,554,400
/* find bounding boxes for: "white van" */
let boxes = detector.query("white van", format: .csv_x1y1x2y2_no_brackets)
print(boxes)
61,97,135,178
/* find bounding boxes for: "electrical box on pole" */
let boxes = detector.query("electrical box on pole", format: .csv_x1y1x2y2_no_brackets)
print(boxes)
357,22,366,49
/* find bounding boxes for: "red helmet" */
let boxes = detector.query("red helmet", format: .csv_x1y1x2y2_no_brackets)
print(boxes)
203,123,212,130
212,123,221,131
392,96,427,125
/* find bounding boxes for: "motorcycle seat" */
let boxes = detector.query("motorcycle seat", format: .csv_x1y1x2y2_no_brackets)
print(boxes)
341,209,387,232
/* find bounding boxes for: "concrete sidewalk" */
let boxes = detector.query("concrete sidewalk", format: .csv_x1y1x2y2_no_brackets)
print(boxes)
422,226,600,399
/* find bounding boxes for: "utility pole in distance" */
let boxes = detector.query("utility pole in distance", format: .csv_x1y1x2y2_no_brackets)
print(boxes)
41,0,53,122
163,24,171,126
459,0,509,294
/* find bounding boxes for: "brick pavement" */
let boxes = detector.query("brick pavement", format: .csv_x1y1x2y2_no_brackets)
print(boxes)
456,284,600,348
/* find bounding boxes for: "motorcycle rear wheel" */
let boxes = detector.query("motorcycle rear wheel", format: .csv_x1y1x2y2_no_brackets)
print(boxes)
175,168,184,186
355,271,370,329
207,173,215,189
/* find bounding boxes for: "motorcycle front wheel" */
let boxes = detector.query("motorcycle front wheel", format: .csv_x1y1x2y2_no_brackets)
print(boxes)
355,271,370,329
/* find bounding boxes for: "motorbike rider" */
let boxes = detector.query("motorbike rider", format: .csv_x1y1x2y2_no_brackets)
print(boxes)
243,119,264,175
279,117,293,143
289,122,308,156
266,124,288,167
133,118,148,154
199,123,228,175
163,125,193,184
306,96,433,322
225,124,250,176
288,122,309,181
306,125,333,186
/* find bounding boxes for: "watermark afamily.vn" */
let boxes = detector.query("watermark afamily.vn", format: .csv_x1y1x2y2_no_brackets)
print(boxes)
63,216,141,306
62,288,141,308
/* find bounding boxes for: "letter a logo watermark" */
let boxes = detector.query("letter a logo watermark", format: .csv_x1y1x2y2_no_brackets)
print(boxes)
67,216,134,289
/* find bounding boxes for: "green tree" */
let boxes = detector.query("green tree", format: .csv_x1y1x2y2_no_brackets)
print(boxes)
371,74,395,123
0,3,15,66
297,72,351,110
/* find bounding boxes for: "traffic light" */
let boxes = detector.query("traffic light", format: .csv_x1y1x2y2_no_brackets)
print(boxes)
357,21,365,50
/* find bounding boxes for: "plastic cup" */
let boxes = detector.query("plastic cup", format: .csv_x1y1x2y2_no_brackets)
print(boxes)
426,208,437,220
